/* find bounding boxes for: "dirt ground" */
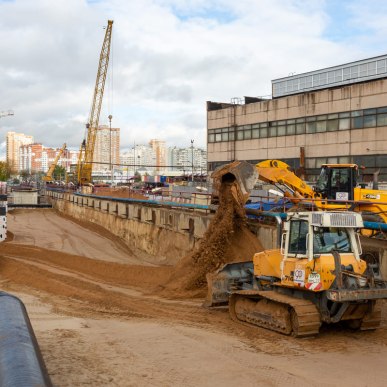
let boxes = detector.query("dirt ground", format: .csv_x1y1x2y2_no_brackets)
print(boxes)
1,209,387,386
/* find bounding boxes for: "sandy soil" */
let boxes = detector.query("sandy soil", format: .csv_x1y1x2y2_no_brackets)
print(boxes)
1,209,387,386
7,209,156,265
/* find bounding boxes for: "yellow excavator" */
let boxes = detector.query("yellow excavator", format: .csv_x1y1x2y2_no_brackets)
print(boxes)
43,143,67,182
206,210,387,336
256,160,387,223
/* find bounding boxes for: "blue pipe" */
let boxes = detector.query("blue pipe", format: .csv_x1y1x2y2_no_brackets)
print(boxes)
248,210,387,231
363,220,387,232
0,292,52,387
75,192,212,210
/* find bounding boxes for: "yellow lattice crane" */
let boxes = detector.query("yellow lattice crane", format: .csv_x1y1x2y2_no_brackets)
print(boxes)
43,143,67,182
77,20,113,186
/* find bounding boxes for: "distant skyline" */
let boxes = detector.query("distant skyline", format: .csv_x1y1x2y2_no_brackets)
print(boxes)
1,0,387,158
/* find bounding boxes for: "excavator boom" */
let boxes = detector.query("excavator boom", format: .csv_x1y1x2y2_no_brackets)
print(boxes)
256,159,315,199
43,143,67,182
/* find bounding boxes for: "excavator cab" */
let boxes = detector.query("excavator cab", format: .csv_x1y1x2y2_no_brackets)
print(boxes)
314,164,358,202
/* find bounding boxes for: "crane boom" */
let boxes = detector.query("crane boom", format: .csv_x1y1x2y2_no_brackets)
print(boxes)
77,20,113,185
0,110,14,118
43,143,67,182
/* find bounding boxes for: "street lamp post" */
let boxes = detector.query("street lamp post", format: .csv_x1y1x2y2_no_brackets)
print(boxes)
190,139,194,182
108,114,113,185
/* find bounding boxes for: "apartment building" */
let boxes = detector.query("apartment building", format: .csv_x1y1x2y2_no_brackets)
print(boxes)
93,125,120,172
6,132,34,172
19,143,73,173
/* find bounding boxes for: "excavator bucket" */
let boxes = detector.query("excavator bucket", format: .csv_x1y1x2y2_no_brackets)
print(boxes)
204,261,254,307
211,160,258,205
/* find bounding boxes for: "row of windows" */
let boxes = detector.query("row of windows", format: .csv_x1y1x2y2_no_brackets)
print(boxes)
208,155,387,179
208,107,387,143
273,57,387,96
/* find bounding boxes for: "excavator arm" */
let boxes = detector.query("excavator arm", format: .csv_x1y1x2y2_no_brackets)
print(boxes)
43,143,67,182
256,159,316,200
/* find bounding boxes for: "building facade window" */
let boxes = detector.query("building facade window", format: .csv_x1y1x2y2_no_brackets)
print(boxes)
207,105,387,144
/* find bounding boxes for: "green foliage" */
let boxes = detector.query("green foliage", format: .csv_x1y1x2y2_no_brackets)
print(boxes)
134,171,141,182
0,161,11,181
52,165,66,180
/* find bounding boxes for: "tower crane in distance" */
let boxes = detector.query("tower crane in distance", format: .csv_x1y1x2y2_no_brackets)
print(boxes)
76,20,113,186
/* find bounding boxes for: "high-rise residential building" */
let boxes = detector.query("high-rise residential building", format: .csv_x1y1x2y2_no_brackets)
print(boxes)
93,125,120,172
19,143,43,172
6,132,34,172
167,146,207,174
19,143,72,173
149,139,166,173
120,145,156,175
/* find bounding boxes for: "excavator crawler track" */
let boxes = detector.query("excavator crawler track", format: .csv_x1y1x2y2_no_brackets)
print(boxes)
229,290,321,337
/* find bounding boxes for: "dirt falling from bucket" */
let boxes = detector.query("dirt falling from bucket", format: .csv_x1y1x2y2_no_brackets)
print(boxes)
162,182,264,296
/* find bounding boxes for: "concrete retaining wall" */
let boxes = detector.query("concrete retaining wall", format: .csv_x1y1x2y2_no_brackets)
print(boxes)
46,190,387,279
47,191,213,265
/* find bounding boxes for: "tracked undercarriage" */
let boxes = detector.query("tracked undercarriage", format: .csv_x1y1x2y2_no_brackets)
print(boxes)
227,289,382,337
229,290,321,337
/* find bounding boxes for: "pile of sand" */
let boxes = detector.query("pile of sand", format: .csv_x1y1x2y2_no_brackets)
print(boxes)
93,187,148,200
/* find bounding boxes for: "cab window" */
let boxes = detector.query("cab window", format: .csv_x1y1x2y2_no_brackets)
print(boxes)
288,220,308,255
313,227,351,254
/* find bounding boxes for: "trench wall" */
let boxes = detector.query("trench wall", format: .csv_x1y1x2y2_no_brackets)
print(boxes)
46,191,214,265
47,190,278,264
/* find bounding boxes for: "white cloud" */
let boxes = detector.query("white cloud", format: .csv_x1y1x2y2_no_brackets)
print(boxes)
0,0,386,156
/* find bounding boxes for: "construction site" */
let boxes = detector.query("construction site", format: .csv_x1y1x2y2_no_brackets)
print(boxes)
3,17,387,387
1,163,387,386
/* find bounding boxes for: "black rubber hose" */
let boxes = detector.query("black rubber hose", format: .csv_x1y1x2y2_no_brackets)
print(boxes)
0,292,52,387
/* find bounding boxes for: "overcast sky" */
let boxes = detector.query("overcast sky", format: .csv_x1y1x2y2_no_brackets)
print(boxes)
1,0,387,155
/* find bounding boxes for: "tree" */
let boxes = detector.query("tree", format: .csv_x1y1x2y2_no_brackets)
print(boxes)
0,161,11,181
134,171,141,182
52,165,66,181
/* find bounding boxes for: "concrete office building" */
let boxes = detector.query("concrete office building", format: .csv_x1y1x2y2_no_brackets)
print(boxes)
207,54,387,181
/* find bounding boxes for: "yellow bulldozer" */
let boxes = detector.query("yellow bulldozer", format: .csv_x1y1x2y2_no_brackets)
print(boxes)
206,210,387,336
